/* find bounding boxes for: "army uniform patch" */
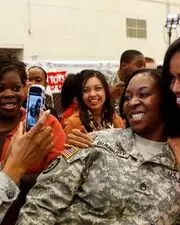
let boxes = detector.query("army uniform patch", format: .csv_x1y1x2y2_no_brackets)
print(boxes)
43,157,61,174
62,147,79,159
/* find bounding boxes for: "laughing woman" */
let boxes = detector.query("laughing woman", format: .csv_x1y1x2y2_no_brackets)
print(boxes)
17,69,180,225
0,56,65,225
63,70,124,135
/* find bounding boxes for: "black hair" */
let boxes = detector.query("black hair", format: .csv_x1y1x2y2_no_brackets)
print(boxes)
60,73,79,111
120,49,143,64
29,104,36,117
161,37,180,137
0,54,27,85
119,68,164,128
28,66,47,81
35,98,41,116
145,57,155,63
77,69,114,132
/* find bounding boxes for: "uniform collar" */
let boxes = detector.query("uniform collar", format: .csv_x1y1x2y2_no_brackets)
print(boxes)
117,128,177,170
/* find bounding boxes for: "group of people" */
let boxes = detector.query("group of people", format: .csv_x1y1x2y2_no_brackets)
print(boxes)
0,37,180,224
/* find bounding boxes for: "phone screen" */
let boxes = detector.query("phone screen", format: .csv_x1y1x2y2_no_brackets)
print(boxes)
26,86,45,131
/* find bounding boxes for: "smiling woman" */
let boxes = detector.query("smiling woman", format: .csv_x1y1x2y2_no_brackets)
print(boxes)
120,68,165,141
17,68,180,225
0,56,66,225
63,69,124,135
0,61,26,131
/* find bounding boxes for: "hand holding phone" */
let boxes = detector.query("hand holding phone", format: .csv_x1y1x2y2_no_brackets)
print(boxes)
26,84,45,131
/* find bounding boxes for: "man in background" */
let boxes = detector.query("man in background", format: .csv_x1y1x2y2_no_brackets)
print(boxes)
145,56,157,69
110,50,145,111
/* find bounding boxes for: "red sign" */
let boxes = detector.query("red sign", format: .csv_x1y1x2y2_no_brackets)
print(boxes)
47,71,67,91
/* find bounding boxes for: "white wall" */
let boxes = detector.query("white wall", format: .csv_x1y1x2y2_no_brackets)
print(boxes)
0,0,179,62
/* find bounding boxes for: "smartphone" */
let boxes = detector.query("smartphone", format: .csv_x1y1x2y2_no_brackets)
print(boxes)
26,84,45,131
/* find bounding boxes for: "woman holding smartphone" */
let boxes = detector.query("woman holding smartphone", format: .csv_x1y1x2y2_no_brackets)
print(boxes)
17,68,180,224
0,55,65,225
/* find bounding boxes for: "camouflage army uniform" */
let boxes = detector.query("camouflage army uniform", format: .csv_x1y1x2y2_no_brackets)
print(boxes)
0,171,19,222
17,128,180,225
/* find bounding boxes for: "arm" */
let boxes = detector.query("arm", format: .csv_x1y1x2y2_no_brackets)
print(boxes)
0,111,53,221
17,155,85,225
41,115,66,169
0,171,19,223
65,127,93,148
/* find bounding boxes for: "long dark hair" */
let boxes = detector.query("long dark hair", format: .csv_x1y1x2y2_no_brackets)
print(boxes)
60,73,79,111
77,69,114,132
161,38,180,137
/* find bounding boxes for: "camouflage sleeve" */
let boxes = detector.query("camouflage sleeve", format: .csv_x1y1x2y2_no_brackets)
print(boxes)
17,155,86,225
0,171,19,223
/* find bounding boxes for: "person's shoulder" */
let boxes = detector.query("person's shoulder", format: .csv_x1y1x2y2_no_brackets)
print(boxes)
91,128,125,140
92,128,133,149
64,111,81,125
63,144,101,164
45,103,59,120
39,146,101,180
44,114,64,132
45,113,60,124
68,111,80,119
62,128,133,164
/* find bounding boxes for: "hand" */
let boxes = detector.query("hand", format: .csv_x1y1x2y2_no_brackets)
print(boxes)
168,137,180,167
65,126,93,148
2,110,54,184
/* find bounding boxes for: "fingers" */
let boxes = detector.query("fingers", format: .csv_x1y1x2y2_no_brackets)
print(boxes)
44,141,54,153
66,134,91,148
13,122,24,140
67,132,92,146
39,133,54,151
28,110,50,137
66,139,90,148
38,110,50,124
66,128,93,148
36,126,53,145
71,129,93,142
18,122,25,135
64,143,73,149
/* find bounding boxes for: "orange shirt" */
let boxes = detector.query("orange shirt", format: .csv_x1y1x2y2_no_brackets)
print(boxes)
60,102,78,127
63,111,124,136
0,108,66,173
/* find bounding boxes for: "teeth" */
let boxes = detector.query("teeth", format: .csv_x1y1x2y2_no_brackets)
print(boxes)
5,103,15,106
1,103,16,109
176,98,180,105
90,99,99,104
131,113,145,120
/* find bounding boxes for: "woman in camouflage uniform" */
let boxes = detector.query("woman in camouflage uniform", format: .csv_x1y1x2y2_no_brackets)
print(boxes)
17,68,180,225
